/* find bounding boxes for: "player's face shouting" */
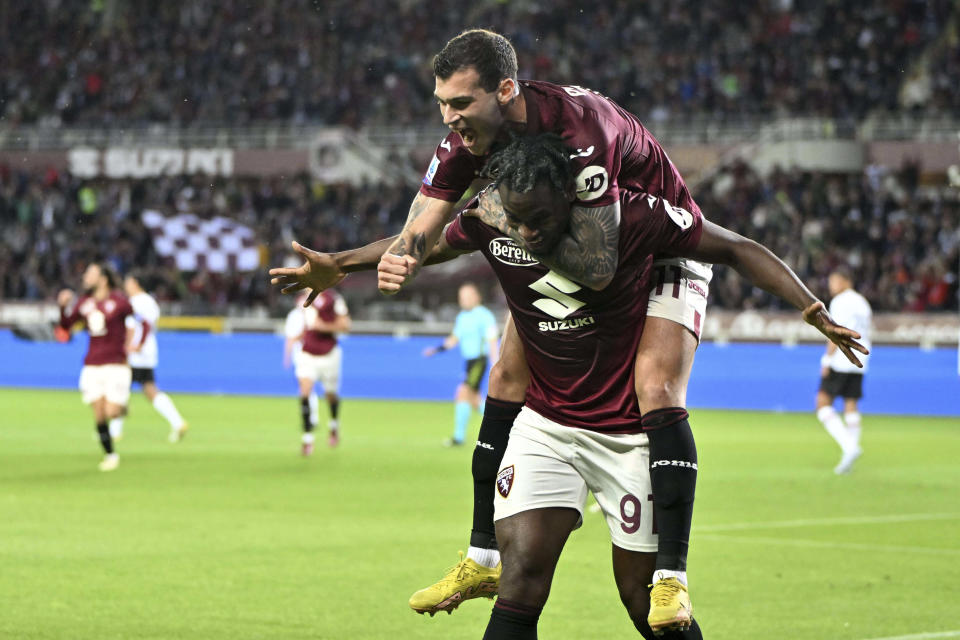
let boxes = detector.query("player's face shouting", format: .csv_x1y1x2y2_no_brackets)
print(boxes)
434,67,510,156
498,182,571,255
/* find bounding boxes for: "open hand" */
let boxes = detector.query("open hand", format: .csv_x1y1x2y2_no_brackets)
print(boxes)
802,301,870,368
269,241,345,307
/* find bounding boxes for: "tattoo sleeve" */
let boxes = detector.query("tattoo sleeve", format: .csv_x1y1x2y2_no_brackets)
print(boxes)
385,193,455,276
465,187,511,234
537,203,620,290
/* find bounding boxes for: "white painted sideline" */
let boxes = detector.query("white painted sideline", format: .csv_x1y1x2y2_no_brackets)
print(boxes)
697,533,960,556
694,512,960,533
860,631,960,640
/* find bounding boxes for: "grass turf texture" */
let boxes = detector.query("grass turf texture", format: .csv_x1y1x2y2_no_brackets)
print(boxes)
1,388,958,640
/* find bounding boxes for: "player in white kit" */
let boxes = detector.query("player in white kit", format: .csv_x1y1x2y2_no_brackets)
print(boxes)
109,273,188,443
815,266,873,474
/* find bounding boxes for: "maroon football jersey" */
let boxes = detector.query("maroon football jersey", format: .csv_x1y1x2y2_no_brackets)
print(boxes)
420,79,699,217
302,290,347,356
445,190,703,432
60,291,133,366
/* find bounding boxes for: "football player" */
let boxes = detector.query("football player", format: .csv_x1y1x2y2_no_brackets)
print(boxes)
58,262,135,471
270,134,867,638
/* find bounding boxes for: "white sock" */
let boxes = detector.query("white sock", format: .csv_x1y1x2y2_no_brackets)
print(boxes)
652,569,688,587
302,432,315,444
328,419,339,433
817,406,851,453
467,545,501,569
152,392,185,429
109,418,124,439
309,392,319,426
844,412,862,450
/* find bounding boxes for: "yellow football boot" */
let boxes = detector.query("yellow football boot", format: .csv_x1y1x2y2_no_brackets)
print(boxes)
648,576,693,634
409,552,500,616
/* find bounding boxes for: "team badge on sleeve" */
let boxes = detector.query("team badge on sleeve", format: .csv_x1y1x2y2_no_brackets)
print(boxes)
423,155,440,186
496,465,515,498
575,165,608,201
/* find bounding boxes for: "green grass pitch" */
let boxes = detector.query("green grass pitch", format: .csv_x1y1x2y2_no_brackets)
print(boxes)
2,388,958,639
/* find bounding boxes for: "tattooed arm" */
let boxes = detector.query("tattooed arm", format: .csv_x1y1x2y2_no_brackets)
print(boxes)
269,226,471,304
378,193,457,294
467,188,620,290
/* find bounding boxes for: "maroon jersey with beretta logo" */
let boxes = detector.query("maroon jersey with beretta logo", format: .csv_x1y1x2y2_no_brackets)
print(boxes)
444,190,703,432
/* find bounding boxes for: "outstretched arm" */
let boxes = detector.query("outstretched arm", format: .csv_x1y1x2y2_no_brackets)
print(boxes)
684,220,869,367
467,189,619,290
269,226,471,305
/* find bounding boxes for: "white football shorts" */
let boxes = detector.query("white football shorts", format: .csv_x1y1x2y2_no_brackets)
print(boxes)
79,364,132,406
494,406,658,552
646,257,712,341
293,345,342,393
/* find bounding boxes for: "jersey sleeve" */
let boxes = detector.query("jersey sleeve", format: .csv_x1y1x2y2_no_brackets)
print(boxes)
633,193,704,257
59,301,82,329
284,309,304,339
333,294,349,317
483,309,499,342
560,99,622,208
443,214,483,252
418,134,478,202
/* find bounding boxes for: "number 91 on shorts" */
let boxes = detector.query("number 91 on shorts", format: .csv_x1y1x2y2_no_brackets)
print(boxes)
493,406,658,553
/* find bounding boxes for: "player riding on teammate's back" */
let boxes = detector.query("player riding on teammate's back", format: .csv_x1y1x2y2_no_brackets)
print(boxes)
269,133,868,639
381,29,713,631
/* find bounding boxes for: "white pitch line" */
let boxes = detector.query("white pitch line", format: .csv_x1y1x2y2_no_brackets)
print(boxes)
861,631,960,640
694,512,960,533
697,533,960,556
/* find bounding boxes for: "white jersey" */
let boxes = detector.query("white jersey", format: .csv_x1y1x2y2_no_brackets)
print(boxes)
127,292,160,369
827,288,872,373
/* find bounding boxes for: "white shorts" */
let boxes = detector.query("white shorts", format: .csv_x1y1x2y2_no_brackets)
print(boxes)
293,346,342,393
494,407,657,552
79,364,132,406
646,257,712,341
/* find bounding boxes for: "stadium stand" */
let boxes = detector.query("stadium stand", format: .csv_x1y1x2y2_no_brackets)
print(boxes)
1,164,955,314
1,0,956,129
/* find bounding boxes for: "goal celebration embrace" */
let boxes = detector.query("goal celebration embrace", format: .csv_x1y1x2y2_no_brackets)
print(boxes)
4,5,958,639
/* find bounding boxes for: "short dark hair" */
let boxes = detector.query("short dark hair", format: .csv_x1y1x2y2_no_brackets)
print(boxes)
125,269,144,287
433,29,518,93
484,133,575,195
830,264,854,284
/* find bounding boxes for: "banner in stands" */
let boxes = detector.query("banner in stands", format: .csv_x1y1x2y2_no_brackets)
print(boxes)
141,209,260,272
67,147,234,178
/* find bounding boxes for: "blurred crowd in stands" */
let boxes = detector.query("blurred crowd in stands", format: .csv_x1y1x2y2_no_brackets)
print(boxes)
2,163,956,315
1,0,956,130
1,0,957,318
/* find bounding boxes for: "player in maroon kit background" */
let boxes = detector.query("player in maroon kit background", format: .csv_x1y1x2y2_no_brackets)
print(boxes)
269,134,867,639
369,29,721,627
285,288,351,454
57,262,135,472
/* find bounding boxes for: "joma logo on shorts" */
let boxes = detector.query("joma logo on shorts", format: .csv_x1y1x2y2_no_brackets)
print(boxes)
651,460,698,470
687,281,707,298
538,316,596,332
